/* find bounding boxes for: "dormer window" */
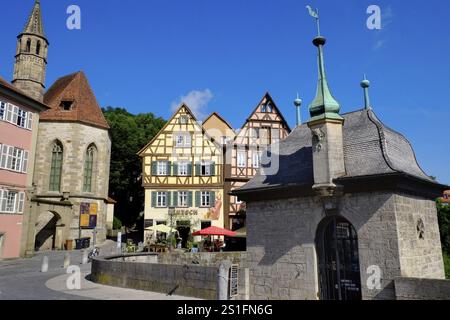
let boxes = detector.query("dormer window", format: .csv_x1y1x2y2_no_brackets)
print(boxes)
60,101,73,111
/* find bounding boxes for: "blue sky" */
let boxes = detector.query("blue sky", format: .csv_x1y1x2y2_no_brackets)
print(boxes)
1,0,449,184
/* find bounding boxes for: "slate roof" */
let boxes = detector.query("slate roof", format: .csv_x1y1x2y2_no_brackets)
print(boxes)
234,108,438,194
41,71,110,129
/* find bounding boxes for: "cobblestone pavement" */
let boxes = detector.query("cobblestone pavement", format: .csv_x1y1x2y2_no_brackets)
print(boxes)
0,241,197,300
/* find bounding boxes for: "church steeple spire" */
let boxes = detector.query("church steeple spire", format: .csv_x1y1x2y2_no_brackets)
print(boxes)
22,0,45,38
306,6,342,122
12,0,49,102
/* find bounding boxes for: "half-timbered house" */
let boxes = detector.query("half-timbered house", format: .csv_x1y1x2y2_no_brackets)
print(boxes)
138,104,225,247
224,93,291,230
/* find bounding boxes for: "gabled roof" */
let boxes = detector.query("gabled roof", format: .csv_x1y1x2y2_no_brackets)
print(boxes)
203,112,234,131
234,109,447,196
0,76,49,111
137,103,221,156
41,71,109,129
239,92,291,133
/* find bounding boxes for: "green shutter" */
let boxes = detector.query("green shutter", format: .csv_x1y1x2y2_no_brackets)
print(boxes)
195,162,201,176
173,191,178,207
188,191,193,207
166,191,171,207
187,162,193,176
195,191,200,207
173,162,178,176
151,161,157,175
151,191,156,207
210,191,216,207
210,162,216,176
166,161,172,176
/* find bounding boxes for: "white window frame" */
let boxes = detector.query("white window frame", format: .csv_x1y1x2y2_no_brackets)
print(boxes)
156,192,167,208
175,133,191,147
0,144,27,173
178,162,188,176
17,192,25,213
237,151,247,168
156,161,168,176
178,191,188,208
235,196,243,205
252,151,261,168
27,112,33,130
200,161,211,176
5,103,13,122
4,191,17,213
200,191,211,207
0,144,7,169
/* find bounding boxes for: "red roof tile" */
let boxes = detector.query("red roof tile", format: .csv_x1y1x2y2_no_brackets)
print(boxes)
41,71,109,129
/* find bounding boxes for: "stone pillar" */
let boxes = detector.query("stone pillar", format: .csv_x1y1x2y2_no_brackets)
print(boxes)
307,118,345,196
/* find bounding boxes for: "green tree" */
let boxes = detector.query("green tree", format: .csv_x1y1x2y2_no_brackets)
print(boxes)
437,198,450,253
102,107,166,227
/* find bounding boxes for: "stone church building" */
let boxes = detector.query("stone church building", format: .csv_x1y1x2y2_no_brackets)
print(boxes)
9,1,111,254
233,32,449,299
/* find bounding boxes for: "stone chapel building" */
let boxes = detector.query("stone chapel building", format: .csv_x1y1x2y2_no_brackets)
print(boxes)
233,30,449,299
9,0,111,254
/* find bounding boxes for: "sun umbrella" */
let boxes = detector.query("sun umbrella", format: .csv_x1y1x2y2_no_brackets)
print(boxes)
192,226,237,237
145,224,177,234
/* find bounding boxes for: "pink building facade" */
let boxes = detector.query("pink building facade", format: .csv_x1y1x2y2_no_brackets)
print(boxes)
0,77,48,259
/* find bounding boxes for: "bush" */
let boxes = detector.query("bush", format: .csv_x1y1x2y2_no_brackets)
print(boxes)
444,251,450,279
113,216,122,230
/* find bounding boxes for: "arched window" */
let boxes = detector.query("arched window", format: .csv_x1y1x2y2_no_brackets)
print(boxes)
49,141,63,191
83,145,96,192
25,38,31,53
36,40,41,55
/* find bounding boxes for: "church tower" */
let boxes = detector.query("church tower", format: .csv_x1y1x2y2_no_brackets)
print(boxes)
12,0,48,102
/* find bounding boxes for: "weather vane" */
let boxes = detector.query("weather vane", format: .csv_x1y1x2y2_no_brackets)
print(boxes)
306,5,321,36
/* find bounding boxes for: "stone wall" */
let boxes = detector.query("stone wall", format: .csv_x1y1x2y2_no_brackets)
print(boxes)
394,194,445,279
91,253,248,300
246,191,444,300
158,251,246,267
395,277,450,300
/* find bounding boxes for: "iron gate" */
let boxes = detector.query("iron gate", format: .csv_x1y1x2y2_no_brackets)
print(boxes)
316,216,362,300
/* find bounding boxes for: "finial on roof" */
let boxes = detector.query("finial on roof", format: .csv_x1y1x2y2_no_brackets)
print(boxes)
294,93,302,126
361,75,372,110
306,7,342,122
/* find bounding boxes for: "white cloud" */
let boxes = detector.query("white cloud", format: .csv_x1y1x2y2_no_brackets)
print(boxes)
171,89,213,120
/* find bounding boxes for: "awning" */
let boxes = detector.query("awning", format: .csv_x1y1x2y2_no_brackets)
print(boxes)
145,224,177,234
192,226,237,237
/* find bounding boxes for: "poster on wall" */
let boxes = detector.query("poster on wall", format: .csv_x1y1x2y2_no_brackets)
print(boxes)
80,202,98,229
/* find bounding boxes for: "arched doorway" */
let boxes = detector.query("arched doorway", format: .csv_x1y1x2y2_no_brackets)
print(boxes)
316,216,362,300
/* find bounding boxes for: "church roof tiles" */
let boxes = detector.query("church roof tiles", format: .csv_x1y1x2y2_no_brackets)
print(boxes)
41,71,109,129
